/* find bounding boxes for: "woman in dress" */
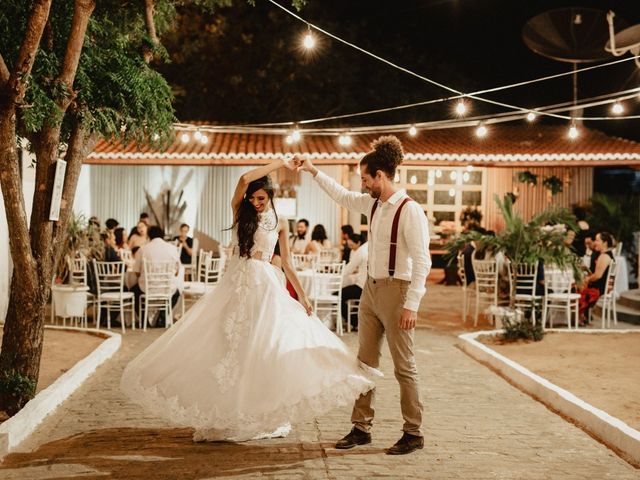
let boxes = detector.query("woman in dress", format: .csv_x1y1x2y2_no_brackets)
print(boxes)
579,231,615,322
121,158,376,442
304,224,332,254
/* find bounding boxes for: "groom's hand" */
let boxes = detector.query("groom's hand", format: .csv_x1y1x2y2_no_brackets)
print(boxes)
297,157,318,176
399,308,417,330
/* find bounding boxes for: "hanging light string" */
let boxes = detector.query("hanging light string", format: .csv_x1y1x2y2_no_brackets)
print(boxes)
265,0,640,124
241,55,640,127
173,86,640,136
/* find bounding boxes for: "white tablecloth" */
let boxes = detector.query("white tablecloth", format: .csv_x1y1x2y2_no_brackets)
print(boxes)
298,269,314,295
615,255,629,298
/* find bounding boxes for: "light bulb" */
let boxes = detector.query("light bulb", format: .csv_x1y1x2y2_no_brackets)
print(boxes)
410,175,417,185
448,188,456,197
475,124,488,138
435,169,442,178
463,172,470,182
526,111,536,122
466,165,474,172
194,130,202,140
408,126,417,136
455,100,467,116
611,102,624,115
303,33,315,49
285,135,294,145
291,129,301,142
180,133,190,143
200,134,209,144
568,124,579,139
450,171,457,180
338,134,352,146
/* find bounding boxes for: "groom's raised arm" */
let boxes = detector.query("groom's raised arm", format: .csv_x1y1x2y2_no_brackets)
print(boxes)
299,158,374,216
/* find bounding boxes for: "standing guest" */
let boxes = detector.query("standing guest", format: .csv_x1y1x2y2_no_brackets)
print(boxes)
114,227,129,250
173,223,194,265
129,212,151,238
290,218,310,253
105,218,119,232
298,134,431,455
132,225,181,327
571,206,591,257
341,233,368,331
341,225,355,263
305,224,332,254
129,221,149,251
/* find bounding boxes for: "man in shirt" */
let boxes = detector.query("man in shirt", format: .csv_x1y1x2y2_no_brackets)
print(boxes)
132,225,181,327
298,135,431,455
340,233,368,331
290,218,310,253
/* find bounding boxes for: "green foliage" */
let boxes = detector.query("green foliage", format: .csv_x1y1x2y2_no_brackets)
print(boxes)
501,315,544,342
446,194,582,282
542,175,563,195
517,170,538,186
0,370,36,410
55,213,103,282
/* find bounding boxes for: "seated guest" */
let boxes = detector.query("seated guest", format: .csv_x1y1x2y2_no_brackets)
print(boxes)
173,223,194,265
102,231,121,262
128,220,149,250
132,226,181,327
105,218,119,232
579,232,615,323
340,234,368,331
129,212,150,237
305,224,332,254
114,227,128,250
290,218,310,254
582,231,599,271
340,225,354,263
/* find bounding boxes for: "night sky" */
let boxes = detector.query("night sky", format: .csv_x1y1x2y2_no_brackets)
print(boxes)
164,0,640,142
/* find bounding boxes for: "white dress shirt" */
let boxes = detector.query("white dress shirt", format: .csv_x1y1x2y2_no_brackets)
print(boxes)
314,171,431,311
133,238,182,293
343,242,369,289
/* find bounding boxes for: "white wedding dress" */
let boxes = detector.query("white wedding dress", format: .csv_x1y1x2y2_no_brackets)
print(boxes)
120,208,376,442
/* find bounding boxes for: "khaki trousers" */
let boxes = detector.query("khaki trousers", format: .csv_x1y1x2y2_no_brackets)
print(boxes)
352,276,423,436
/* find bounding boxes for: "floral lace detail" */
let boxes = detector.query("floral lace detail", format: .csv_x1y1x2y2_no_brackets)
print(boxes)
258,208,277,232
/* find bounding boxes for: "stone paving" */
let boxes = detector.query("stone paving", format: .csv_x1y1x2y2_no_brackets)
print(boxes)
0,284,639,479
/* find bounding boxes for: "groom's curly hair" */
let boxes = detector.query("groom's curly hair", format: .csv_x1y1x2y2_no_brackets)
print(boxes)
359,135,404,179
233,176,278,258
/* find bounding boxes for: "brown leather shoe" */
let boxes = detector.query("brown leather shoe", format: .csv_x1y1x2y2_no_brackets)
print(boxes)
335,427,372,449
386,432,424,455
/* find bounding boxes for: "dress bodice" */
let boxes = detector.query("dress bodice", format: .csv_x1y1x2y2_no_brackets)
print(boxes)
232,208,279,261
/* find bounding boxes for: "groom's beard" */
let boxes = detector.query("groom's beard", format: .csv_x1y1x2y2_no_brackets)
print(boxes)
296,233,306,240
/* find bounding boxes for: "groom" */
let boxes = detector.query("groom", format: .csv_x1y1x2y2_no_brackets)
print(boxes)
297,135,431,455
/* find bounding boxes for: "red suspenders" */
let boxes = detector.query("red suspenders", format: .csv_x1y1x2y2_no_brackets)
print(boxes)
369,197,412,277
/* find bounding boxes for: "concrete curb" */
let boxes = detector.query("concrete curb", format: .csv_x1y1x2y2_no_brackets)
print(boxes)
458,329,640,466
0,326,121,458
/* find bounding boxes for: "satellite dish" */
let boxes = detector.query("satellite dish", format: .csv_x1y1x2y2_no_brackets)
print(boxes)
605,11,640,68
523,7,622,63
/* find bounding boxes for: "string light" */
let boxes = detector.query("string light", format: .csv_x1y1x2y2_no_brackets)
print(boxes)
475,123,488,138
455,100,467,116
448,188,456,197
338,134,352,146
194,130,202,140
200,134,209,144
466,165,474,172
568,122,579,139
410,175,417,185
285,135,294,145
526,111,537,122
450,171,457,181
291,128,302,142
408,125,418,136
303,32,316,50
463,172,470,182
180,133,190,143
435,169,442,178
611,101,624,115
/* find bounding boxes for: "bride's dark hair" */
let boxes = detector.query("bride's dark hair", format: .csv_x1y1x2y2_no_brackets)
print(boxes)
232,175,278,258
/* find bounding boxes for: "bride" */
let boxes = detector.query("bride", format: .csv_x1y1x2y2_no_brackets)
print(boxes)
120,157,376,442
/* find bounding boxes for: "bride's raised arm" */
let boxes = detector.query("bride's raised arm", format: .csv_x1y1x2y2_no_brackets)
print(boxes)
231,157,298,214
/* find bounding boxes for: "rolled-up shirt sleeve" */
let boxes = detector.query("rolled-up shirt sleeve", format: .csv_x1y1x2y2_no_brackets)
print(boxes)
402,203,431,311
313,171,374,216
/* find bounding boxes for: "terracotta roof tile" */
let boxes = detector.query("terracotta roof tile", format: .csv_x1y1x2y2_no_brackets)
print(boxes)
86,124,640,167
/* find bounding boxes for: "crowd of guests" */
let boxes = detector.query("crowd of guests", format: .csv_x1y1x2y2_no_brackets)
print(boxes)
87,213,194,328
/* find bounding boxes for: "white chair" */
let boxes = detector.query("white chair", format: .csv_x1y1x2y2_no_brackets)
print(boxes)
119,248,134,266
457,252,471,323
613,241,623,257
510,261,542,325
181,255,222,317
319,248,341,264
92,260,135,333
292,253,318,270
595,259,619,328
139,259,176,331
471,257,499,327
541,267,580,329
309,262,345,335
346,298,360,333
66,253,97,322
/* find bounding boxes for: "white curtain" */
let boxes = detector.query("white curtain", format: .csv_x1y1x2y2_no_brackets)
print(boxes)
297,166,341,245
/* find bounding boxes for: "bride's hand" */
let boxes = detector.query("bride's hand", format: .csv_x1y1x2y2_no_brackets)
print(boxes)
300,296,313,316
282,154,302,171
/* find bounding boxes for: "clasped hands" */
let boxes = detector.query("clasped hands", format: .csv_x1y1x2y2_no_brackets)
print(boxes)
282,154,312,173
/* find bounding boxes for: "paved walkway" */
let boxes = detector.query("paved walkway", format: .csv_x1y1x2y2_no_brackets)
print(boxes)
1,284,638,479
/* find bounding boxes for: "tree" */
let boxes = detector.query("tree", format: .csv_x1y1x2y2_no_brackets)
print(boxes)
0,0,304,415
